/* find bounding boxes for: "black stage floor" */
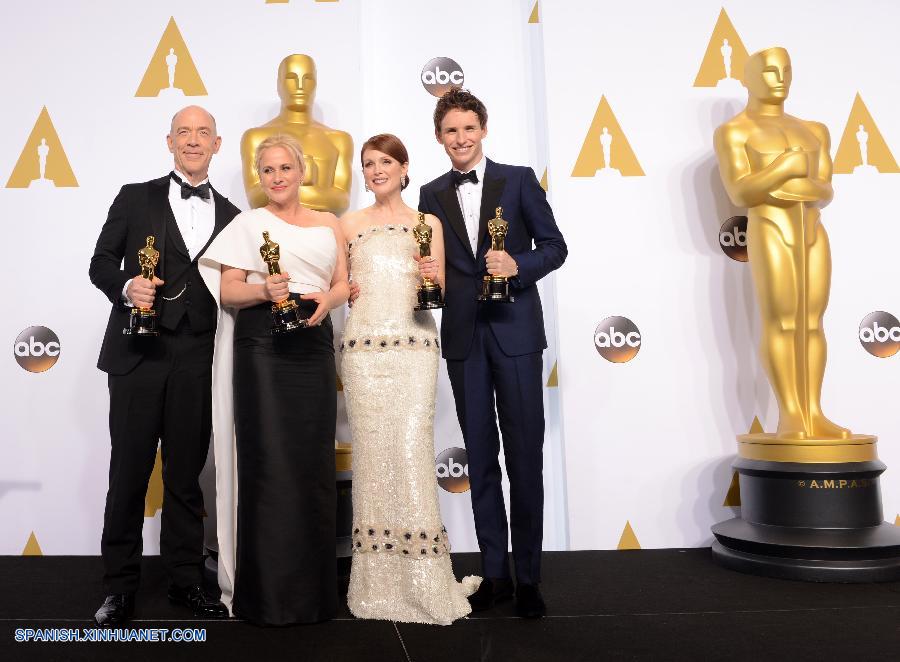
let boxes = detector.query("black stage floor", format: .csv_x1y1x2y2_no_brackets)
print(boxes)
1,550,899,661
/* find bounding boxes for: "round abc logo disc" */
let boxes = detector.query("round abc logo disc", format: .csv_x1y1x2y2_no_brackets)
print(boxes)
858,311,900,358
435,447,469,493
14,326,61,372
421,57,464,97
719,215,748,262
594,316,641,363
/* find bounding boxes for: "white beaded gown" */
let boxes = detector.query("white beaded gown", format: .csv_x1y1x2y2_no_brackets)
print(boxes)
342,223,480,625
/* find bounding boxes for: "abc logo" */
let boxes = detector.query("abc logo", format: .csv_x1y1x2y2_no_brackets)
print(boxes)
14,326,61,373
435,447,469,493
858,311,900,358
594,316,641,363
719,216,748,262
421,57,464,97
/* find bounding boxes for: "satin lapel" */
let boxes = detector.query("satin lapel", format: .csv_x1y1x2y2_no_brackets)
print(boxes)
210,189,231,239
148,178,173,277
477,163,505,256
192,189,232,260
435,176,475,260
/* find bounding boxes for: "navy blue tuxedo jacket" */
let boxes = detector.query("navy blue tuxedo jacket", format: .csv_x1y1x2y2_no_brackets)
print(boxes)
418,159,566,360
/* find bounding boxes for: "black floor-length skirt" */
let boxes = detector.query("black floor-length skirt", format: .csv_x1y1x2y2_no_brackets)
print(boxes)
231,298,337,626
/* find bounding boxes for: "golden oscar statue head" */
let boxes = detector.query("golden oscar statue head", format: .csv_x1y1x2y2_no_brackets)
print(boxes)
713,47,877,463
278,54,317,113
240,54,353,214
744,47,791,107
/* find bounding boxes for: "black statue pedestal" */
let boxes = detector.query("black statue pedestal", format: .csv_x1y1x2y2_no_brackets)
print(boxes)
711,435,900,582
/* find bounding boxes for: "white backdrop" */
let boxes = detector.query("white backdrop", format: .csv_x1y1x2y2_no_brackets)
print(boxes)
1,0,897,558
542,0,900,549
0,0,566,556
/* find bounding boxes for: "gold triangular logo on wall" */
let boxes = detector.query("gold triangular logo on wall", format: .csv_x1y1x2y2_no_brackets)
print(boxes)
529,1,540,24
546,361,558,387
572,96,643,177
6,107,78,188
617,521,641,550
135,17,207,97
894,514,899,526
749,416,763,434
539,167,548,191
723,472,741,506
833,93,899,174
144,448,164,517
22,531,43,556
693,8,749,87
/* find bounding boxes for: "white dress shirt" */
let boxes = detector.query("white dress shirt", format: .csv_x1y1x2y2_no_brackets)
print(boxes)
122,170,216,305
453,156,487,256
168,169,216,260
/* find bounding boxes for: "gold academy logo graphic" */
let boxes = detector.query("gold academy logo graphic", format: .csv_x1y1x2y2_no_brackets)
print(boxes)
693,8,749,90
6,107,77,188
135,17,207,98
435,447,469,493
572,96,643,177
833,94,899,175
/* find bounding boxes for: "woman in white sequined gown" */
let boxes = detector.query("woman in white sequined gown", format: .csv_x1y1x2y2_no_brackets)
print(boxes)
340,134,479,625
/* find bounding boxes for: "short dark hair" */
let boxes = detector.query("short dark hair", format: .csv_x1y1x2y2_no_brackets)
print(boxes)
360,133,411,190
433,88,488,134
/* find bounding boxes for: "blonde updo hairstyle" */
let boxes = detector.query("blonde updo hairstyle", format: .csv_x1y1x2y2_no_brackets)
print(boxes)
254,134,306,179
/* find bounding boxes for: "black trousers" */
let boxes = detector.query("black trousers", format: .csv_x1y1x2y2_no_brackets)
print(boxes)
101,322,214,593
445,318,545,584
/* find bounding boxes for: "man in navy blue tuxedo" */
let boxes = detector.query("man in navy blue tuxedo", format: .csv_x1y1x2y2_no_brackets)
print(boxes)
418,89,567,618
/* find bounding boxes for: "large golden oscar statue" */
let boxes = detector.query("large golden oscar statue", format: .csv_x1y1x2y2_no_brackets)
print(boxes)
240,54,353,214
710,47,899,582
714,46,874,462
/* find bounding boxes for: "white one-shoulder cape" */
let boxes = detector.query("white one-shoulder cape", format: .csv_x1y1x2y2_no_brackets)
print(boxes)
198,207,337,613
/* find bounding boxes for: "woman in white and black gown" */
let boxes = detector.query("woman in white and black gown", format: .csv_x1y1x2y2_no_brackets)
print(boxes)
199,135,349,625
340,134,479,625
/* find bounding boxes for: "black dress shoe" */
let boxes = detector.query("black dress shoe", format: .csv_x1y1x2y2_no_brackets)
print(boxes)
515,583,546,619
94,593,135,627
468,577,515,612
167,585,228,619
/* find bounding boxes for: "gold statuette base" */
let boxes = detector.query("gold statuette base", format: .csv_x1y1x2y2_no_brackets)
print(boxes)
737,433,878,463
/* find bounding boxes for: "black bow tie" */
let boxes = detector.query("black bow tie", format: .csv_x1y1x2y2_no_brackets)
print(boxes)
171,172,211,200
452,170,479,187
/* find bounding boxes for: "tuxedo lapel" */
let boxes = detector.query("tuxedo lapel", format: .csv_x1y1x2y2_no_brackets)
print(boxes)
165,213,191,262
435,175,475,260
477,160,505,256
198,188,231,258
148,177,175,277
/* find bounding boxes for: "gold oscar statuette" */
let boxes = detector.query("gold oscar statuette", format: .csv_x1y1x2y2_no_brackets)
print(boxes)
709,47,898,583
260,231,308,333
123,236,160,336
477,207,514,303
240,54,353,215
713,46,875,461
413,212,445,311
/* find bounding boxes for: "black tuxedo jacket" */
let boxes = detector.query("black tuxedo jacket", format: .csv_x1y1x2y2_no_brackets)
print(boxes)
418,159,567,360
89,175,240,375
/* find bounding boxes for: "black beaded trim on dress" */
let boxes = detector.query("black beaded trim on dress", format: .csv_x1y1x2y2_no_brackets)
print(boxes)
351,524,450,557
340,335,440,353
347,224,412,252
